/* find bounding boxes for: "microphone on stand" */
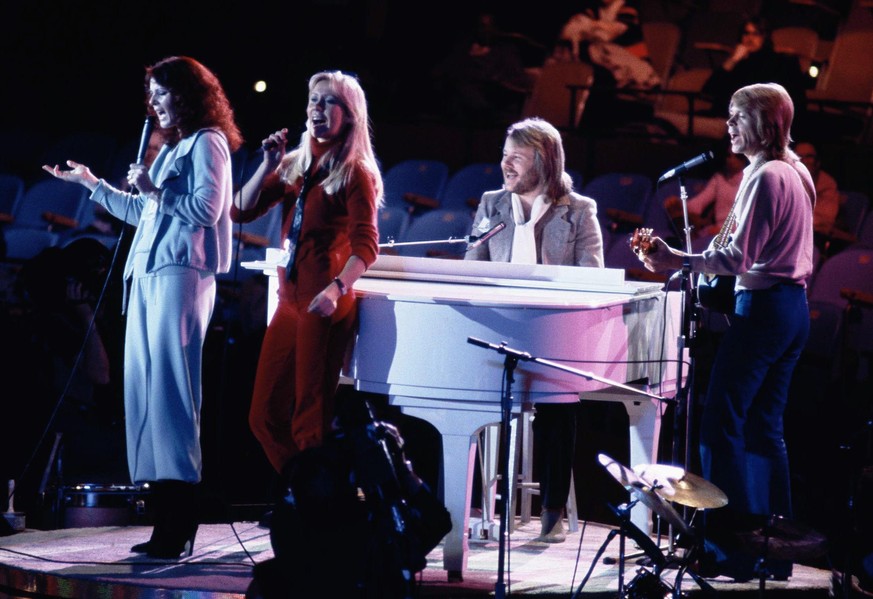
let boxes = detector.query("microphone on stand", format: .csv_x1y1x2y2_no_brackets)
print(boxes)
657,151,715,183
467,221,507,250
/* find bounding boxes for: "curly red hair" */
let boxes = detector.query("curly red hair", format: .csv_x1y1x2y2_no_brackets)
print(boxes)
145,56,243,152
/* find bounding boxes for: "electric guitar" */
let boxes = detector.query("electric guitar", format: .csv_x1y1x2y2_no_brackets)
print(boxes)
629,227,736,313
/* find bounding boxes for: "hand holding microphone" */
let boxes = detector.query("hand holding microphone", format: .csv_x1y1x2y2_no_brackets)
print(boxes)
261,128,288,165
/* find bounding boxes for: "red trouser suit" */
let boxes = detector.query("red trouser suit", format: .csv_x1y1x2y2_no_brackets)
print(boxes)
248,290,357,473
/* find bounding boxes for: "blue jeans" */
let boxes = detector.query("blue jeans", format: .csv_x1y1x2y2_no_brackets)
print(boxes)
700,284,809,524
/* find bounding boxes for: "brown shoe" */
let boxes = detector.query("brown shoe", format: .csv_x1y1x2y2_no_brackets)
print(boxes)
536,508,566,543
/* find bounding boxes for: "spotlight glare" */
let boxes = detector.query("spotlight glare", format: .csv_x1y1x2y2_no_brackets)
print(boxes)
254,80,267,93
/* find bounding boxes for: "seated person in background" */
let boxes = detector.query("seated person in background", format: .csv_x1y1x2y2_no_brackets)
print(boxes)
559,0,659,89
466,117,604,543
664,148,746,239
702,17,810,125
795,141,840,241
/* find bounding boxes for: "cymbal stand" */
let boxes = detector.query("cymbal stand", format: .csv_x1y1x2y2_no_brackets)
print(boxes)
571,500,668,599
670,528,717,598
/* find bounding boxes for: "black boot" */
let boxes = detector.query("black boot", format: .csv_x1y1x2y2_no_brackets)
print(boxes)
130,482,162,554
145,480,199,559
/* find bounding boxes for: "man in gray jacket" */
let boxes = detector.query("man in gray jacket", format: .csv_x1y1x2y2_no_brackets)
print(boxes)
465,117,604,542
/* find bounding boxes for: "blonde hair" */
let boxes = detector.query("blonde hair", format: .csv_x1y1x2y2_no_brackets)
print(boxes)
278,71,383,205
505,118,573,199
730,83,797,162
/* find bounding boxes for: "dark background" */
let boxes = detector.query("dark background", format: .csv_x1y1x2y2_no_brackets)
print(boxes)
2,0,867,190
0,0,564,147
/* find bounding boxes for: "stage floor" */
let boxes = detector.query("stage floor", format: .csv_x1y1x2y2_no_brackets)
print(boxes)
0,516,836,598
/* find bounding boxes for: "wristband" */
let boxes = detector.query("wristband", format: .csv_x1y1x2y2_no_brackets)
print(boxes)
333,277,347,296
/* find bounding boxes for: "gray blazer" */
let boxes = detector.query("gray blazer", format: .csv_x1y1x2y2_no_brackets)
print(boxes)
92,128,233,279
464,189,604,267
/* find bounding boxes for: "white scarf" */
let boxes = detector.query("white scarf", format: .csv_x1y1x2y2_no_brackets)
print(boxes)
510,193,549,264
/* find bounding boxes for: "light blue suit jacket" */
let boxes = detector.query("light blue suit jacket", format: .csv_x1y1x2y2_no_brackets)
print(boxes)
91,128,233,279
465,189,604,267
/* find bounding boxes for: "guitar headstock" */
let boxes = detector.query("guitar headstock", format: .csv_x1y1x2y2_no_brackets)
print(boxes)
629,227,655,257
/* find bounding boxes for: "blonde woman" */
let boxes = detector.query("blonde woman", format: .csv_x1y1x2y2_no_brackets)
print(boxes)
233,71,381,476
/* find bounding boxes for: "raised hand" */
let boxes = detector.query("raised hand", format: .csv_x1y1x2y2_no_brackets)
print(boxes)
260,128,288,167
42,160,99,191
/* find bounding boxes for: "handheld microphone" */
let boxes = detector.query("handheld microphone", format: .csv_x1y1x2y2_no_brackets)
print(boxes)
467,221,507,250
658,151,715,183
261,128,288,152
136,116,154,165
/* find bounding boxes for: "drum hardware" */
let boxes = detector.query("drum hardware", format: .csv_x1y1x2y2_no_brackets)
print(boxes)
593,453,719,598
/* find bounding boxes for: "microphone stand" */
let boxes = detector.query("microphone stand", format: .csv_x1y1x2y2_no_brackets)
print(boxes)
467,337,672,599
377,232,491,251
670,174,699,548
378,237,469,249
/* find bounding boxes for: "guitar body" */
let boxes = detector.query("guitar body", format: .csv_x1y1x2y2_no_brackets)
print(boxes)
697,273,736,313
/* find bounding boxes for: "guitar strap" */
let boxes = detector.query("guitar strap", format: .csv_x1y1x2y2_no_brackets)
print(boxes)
708,158,768,254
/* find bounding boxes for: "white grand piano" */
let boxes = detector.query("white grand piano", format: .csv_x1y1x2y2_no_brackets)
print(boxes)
246,252,685,580
349,256,685,578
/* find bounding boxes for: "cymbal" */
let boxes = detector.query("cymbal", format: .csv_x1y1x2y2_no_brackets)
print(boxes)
628,480,690,534
633,463,729,509
597,454,690,534
598,453,647,489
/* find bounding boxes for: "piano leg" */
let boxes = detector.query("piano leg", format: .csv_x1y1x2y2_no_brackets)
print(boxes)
395,403,504,581
626,397,664,532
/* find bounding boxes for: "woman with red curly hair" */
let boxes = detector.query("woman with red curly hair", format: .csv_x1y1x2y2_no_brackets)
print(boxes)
43,55,242,559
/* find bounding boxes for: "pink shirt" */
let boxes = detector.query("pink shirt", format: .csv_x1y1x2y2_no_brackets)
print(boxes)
691,159,815,290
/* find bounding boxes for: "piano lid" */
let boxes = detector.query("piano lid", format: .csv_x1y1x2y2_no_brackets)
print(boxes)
363,254,656,295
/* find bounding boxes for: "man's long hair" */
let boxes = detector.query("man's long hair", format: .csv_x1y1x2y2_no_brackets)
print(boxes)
505,117,573,199
145,55,243,151
730,82,797,162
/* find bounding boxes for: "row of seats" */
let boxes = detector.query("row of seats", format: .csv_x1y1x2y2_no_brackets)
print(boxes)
525,6,873,141
5,157,871,289
381,159,585,217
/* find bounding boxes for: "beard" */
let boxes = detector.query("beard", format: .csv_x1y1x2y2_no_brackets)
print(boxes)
505,169,541,196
